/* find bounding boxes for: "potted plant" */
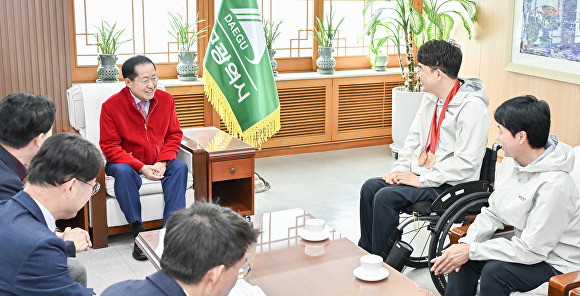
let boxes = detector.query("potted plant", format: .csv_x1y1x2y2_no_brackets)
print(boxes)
93,21,132,83
362,19,391,71
263,19,282,77
312,9,344,74
363,0,477,153
168,12,207,81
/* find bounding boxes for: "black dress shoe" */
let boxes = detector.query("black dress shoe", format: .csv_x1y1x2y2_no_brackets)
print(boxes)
132,243,147,261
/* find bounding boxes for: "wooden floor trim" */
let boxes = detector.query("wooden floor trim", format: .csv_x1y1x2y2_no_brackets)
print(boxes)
256,137,393,158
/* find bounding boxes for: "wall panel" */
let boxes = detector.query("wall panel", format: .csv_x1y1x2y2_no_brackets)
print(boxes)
0,0,71,133
454,0,580,147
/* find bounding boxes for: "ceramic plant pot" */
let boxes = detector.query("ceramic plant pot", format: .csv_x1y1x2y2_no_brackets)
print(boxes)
373,52,388,71
96,54,120,83
390,86,424,154
177,51,199,81
268,48,278,77
316,46,336,75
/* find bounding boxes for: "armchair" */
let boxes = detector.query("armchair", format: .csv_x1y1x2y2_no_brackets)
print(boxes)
66,82,195,248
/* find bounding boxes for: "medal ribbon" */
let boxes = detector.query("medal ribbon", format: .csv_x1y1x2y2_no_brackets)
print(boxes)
424,80,461,154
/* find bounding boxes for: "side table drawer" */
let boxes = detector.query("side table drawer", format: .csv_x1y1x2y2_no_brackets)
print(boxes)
211,158,253,182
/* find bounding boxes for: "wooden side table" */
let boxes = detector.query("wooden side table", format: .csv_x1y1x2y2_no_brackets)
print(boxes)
181,127,255,215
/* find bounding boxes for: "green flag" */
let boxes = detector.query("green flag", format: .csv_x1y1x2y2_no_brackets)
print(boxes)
203,0,280,147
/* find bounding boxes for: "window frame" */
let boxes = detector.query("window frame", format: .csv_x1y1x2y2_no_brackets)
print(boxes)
68,0,415,82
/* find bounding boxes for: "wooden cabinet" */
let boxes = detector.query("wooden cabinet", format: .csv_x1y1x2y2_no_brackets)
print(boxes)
164,70,402,157
181,127,255,215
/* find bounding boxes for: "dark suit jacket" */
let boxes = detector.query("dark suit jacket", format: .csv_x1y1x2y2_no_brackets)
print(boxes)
0,145,24,201
102,270,186,296
0,145,76,257
0,191,93,296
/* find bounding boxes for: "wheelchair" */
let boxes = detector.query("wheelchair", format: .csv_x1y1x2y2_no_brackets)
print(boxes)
384,143,501,294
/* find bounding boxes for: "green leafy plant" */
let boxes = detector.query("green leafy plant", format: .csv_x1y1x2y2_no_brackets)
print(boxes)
363,0,477,92
168,12,208,52
263,19,283,50
362,19,393,68
312,9,345,47
93,21,132,55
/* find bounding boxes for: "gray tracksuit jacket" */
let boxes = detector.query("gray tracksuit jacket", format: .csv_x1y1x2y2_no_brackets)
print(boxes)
391,78,491,187
460,136,580,274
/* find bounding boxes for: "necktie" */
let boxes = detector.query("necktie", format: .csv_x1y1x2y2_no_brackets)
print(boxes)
137,101,147,119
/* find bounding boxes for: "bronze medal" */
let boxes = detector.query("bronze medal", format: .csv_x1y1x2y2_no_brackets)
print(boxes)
425,152,436,169
418,151,427,166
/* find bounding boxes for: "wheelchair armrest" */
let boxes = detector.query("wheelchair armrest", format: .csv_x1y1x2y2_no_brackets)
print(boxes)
549,271,580,296
431,180,493,215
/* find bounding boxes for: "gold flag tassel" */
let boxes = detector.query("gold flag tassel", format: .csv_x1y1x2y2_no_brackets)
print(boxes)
240,107,280,149
203,69,281,148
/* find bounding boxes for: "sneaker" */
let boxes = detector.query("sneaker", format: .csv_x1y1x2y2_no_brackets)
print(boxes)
132,243,147,261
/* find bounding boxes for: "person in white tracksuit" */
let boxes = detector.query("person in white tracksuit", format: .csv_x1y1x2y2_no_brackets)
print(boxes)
431,95,580,296
359,40,491,256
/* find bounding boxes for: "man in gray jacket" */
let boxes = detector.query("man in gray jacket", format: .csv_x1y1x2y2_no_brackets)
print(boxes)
359,40,491,255
431,95,580,296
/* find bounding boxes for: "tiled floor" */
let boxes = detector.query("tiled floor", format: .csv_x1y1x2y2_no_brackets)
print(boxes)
78,145,437,294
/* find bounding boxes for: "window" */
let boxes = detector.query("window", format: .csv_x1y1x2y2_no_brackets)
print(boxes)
73,0,199,65
69,0,407,82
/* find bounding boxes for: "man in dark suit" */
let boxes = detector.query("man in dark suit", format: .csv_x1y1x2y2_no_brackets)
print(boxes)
0,93,54,201
102,202,259,296
0,92,91,286
0,133,101,295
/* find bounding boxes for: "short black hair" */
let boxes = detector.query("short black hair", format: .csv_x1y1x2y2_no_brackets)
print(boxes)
160,202,259,285
27,133,102,186
494,95,550,149
122,55,156,80
0,93,55,149
417,39,462,79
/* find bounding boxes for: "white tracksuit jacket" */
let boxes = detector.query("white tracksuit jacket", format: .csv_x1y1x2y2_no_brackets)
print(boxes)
391,78,491,187
460,136,580,274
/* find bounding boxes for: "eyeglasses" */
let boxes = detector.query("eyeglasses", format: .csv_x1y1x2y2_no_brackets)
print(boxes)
138,77,158,86
238,259,252,279
211,259,252,279
77,179,101,196
417,64,446,74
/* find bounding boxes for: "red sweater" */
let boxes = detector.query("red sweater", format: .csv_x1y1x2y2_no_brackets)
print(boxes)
99,87,183,172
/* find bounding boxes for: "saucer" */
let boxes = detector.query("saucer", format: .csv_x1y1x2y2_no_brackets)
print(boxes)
299,228,330,241
353,266,389,282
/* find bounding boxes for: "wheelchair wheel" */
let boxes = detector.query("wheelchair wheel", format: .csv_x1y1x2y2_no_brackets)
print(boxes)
403,218,435,268
427,192,491,295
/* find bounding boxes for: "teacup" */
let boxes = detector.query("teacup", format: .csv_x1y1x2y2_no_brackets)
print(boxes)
360,254,383,275
305,218,325,234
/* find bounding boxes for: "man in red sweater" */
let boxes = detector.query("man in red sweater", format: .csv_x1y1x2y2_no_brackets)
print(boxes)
100,55,187,260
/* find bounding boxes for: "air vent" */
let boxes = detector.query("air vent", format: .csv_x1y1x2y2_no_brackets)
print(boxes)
338,81,398,132
219,86,327,138
274,86,326,138
174,93,205,128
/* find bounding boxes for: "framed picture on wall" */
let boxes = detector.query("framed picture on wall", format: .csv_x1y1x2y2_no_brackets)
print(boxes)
505,0,580,85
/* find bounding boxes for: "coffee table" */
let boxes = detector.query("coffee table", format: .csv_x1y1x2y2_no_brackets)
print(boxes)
136,208,435,296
